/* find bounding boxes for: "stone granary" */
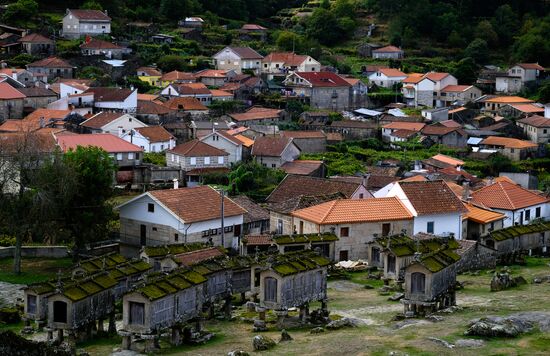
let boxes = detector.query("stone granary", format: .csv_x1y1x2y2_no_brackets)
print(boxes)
138,242,212,271
402,241,461,316
241,232,339,259
480,223,550,263
255,250,331,328
369,233,460,281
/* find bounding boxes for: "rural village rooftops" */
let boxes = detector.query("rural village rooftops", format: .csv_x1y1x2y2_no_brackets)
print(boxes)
266,175,362,204
134,126,174,142
481,136,537,149
399,180,468,215
81,112,125,129
169,139,228,157
517,115,550,128
291,197,413,224
471,181,549,211
251,136,295,157
292,72,351,87
68,9,111,21
27,56,73,68
462,202,506,224
56,133,143,153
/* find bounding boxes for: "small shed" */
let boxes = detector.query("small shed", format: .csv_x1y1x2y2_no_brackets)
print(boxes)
402,245,461,316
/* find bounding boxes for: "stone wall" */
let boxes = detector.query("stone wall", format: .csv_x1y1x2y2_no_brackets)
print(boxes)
0,246,69,259
455,242,497,273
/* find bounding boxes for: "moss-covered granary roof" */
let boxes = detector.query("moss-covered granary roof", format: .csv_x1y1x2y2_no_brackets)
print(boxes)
484,223,550,241
142,242,212,258
271,232,339,245
27,272,118,302
270,250,331,277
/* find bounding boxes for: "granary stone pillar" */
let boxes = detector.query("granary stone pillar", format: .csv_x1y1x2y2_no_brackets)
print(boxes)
224,296,232,319
44,327,53,341
171,327,182,346
256,306,266,321
97,318,104,332
119,330,132,350
305,302,310,318
142,333,157,352
299,305,306,321
108,311,116,334
57,328,64,342
275,309,288,330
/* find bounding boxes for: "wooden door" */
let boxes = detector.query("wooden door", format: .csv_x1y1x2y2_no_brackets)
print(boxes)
339,250,349,261
140,224,146,246
129,302,145,325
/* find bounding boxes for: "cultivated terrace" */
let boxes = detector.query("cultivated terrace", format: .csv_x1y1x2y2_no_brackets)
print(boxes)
1,1,550,355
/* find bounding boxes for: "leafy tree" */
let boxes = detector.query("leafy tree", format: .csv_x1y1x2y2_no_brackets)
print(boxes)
320,0,330,10
208,100,246,117
286,100,307,120
464,38,489,64
81,1,103,10
447,30,466,48
228,162,285,201
2,0,38,25
143,152,166,166
160,0,202,22
536,81,550,103
332,0,355,18
492,4,519,47
276,31,303,52
486,154,514,177
475,20,499,48
452,57,478,84
157,55,188,72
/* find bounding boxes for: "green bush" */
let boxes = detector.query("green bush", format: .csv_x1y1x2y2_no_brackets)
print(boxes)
0,235,15,247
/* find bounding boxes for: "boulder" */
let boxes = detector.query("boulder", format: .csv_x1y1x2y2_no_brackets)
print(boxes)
326,317,362,330
428,337,454,349
253,319,268,332
252,335,276,351
455,339,485,348
228,351,250,356
310,327,325,334
388,293,404,301
279,329,293,342
465,317,533,337
490,272,526,292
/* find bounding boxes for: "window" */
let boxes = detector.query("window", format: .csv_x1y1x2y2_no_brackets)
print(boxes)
340,227,349,237
190,157,197,165
210,228,218,235
224,226,233,233
27,295,37,314
427,221,434,234
359,193,364,199
152,227,157,232
525,209,531,221
536,207,541,218
544,129,548,134
387,254,396,273
411,272,426,294
148,203,154,213
171,154,175,162
202,230,210,237
277,219,283,234
116,153,122,161
271,164,276,168
129,302,145,325
264,277,277,302
371,247,380,263
204,157,211,165
128,152,134,160
218,156,224,164
382,223,391,236
53,301,67,323
174,233,179,242
510,148,515,153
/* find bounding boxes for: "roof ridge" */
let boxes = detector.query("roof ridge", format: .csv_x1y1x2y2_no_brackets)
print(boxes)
319,200,340,223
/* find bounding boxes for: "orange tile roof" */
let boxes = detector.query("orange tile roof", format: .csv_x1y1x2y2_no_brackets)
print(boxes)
263,52,309,67
137,93,158,101
81,112,125,129
80,38,124,50
516,63,545,71
481,136,537,149
169,139,228,157
383,122,425,131
517,115,550,127
291,197,413,225
27,56,73,68
446,181,464,198
402,73,426,84
161,70,195,82
230,108,281,122
137,67,162,77
400,175,427,182
19,33,53,44
471,181,549,210
210,89,233,97
431,154,464,167
163,97,208,111
243,235,273,245
148,185,246,223
0,82,25,99
175,247,225,266
194,69,230,78
373,45,402,53
441,85,472,92
281,130,326,139
280,160,324,175
485,96,533,104
135,126,174,142
56,133,143,153
493,176,516,184
424,72,451,81
233,134,254,148
509,104,544,113
399,180,468,215
463,203,506,224
379,68,406,77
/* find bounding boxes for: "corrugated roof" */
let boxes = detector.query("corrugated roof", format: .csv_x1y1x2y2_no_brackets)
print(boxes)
471,181,549,210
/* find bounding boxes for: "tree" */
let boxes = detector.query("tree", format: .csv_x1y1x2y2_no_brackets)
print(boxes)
81,1,103,10
157,55,188,72
320,0,330,9
276,31,303,52
453,57,478,84
464,38,489,64
160,0,202,22
2,0,38,25
475,20,499,48
492,4,519,47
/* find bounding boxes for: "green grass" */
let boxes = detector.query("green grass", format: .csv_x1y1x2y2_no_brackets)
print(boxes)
0,320,23,332
0,257,72,284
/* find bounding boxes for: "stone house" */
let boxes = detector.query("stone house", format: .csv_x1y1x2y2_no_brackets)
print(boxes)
121,126,176,153
280,160,326,177
199,129,243,164
420,125,468,148
454,240,497,273
481,96,534,114
401,74,435,107
251,136,300,168
372,45,404,59
18,87,57,111
231,195,270,236
212,46,264,75
62,9,111,39
281,131,326,153
382,122,425,142
18,33,54,56
80,38,131,59
283,71,352,111
227,107,285,125
517,115,550,144
0,81,25,120
368,68,407,88
326,120,378,140
117,185,245,250
462,202,506,240
375,180,467,239
136,100,173,125
80,112,147,135
496,63,545,94
56,133,143,168
85,87,138,114
479,136,538,161
193,69,236,87
160,83,212,106
261,52,320,80
479,223,550,261
437,85,482,107
471,181,550,228
26,57,74,81
291,198,414,261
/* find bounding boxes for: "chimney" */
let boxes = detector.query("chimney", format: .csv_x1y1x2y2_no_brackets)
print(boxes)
173,178,179,189
414,160,422,171
362,174,370,187
462,182,471,201
39,117,45,128
117,126,123,137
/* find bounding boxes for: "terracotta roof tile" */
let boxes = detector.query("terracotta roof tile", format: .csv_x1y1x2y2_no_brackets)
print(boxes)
291,197,413,224
17,87,56,97
438,120,462,128
293,72,351,87
194,69,231,78
56,133,143,153
149,185,245,223
383,122,425,131
163,97,208,111
402,73,427,84
161,70,195,82
421,125,466,136
266,175,362,204
84,87,134,102
175,247,225,266
210,89,233,97
69,9,110,20
481,136,537,149
169,139,228,157
517,115,550,127
431,154,464,167
509,104,545,113
137,67,162,77
233,134,254,148
0,131,57,153
226,47,263,59
18,33,53,43
137,100,171,115
378,68,406,77
424,72,451,81
229,107,281,122
373,45,402,53
399,180,467,215
441,85,472,92
463,203,506,224
174,82,211,95
251,136,295,157
280,160,323,175
135,126,173,142
263,52,309,66
484,96,533,104
0,82,25,99
243,235,272,245
81,112,125,129
516,63,545,71
27,56,73,68
390,129,418,139
471,181,549,210
281,130,326,139
231,195,269,223
81,38,124,50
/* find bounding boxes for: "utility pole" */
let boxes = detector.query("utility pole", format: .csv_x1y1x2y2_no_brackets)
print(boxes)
220,188,225,248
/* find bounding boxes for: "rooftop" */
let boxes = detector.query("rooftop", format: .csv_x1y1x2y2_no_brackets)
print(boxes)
56,133,143,153
399,180,467,215
481,136,538,149
280,160,324,175
266,175,362,204
135,126,174,142
69,9,110,21
293,72,351,87
169,139,228,157
80,112,125,129
517,115,550,128
251,136,295,157
471,181,549,210
463,202,506,224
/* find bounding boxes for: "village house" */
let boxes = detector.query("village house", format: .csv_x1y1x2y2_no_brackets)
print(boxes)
239,24,268,41
199,129,243,164
161,83,212,105
344,77,369,109
516,115,550,144
283,71,352,111
160,70,195,87
401,73,435,107
18,87,57,112
462,202,506,240
136,67,162,87
80,38,131,59
241,232,338,258
135,100,172,124
251,136,301,168
325,120,378,140
420,125,468,148
281,131,327,153
166,140,230,186
84,87,138,113
26,57,74,81
231,195,270,236
261,52,320,79
372,45,404,59
280,160,326,177
80,112,147,135
481,96,534,114
438,85,482,107
212,46,264,75
62,9,111,39
496,63,545,94
471,181,549,227
368,68,407,88
479,136,538,161
117,185,246,250
0,32,22,54
291,198,414,261
163,97,209,120
375,180,467,239
0,81,26,120
498,103,545,118
381,122,425,142
178,17,204,28
0,68,39,86
210,89,234,102
121,126,175,153
227,107,284,125
18,33,54,56
194,69,236,87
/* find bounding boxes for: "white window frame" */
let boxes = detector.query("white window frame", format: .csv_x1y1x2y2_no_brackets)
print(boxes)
128,152,134,160
116,153,122,161
190,157,197,165
218,156,224,164
204,157,211,165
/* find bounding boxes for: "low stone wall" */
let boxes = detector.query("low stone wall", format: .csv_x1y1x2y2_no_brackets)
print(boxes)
456,243,496,273
0,246,69,259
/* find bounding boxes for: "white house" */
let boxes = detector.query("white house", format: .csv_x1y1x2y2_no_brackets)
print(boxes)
62,9,111,39
199,129,243,164
401,74,435,107
121,126,176,153
212,46,264,75
160,83,212,106
375,180,466,239
84,87,138,113
496,63,545,94
261,52,320,79
471,181,549,227
80,112,147,135
368,68,407,88
117,185,246,250
251,136,301,168
59,81,90,97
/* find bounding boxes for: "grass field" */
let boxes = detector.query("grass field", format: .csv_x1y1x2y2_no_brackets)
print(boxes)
71,257,550,355
0,257,72,285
